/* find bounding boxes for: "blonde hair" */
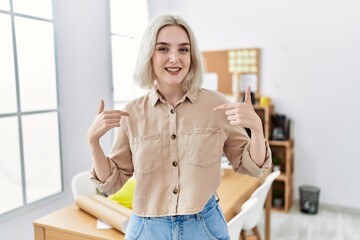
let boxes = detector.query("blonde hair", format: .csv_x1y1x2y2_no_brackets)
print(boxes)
134,14,205,91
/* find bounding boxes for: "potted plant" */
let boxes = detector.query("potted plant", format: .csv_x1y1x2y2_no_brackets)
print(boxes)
272,156,281,172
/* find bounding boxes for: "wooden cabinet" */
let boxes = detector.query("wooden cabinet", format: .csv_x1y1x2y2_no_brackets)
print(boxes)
254,105,294,213
269,140,294,212
254,105,274,140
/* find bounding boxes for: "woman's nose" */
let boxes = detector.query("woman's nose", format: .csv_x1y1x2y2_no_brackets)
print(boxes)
169,51,179,63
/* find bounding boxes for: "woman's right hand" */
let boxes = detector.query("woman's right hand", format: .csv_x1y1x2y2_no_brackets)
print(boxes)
87,99,130,144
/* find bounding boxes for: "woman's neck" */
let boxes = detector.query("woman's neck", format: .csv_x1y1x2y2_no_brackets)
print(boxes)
157,84,185,107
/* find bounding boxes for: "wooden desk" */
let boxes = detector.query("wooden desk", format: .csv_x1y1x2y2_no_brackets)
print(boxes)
34,169,270,240
219,169,271,240
218,169,261,221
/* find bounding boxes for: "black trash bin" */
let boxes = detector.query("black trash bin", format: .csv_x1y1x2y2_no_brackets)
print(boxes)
299,185,320,214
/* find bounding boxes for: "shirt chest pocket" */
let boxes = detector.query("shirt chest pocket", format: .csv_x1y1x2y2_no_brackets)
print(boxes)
133,134,162,174
187,128,221,168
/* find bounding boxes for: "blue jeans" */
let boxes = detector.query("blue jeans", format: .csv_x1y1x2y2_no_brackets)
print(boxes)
125,196,230,240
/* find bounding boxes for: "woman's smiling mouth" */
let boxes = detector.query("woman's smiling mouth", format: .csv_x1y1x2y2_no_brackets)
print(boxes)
165,67,181,74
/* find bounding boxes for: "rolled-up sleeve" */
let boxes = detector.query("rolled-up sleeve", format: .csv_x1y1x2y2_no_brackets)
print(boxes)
90,118,134,194
90,160,122,194
238,140,272,177
224,126,272,178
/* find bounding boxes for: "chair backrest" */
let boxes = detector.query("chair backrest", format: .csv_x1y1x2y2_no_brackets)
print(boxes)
227,198,258,240
242,170,281,230
71,171,97,200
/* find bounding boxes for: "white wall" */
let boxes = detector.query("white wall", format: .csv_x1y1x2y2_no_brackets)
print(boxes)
148,0,360,209
0,0,113,239
1,0,359,239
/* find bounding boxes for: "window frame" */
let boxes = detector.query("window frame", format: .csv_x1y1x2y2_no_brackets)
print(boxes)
0,0,64,221
107,0,148,109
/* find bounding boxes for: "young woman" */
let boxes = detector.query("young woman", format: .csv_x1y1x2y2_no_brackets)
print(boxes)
87,14,271,240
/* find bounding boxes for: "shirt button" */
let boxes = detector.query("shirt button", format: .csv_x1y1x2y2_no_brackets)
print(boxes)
170,109,175,114
173,188,179,194
171,134,176,139
172,161,178,167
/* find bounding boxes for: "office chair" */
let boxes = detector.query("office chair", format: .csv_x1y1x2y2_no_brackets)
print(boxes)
241,170,281,240
71,170,96,200
227,197,258,240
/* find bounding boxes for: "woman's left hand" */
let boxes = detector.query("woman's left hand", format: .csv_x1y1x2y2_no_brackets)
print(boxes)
213,86,263,133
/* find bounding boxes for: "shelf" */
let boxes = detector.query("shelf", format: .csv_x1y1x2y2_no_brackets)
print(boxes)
253,102,294,213
269,139,294,147
271,207,289,213
276,174,287,182
254,105,274,139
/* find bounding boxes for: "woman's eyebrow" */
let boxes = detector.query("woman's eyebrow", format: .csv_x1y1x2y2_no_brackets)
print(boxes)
155,42,190,46
155,42,170,46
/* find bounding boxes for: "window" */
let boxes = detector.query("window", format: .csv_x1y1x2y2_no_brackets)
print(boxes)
0,0,62,216
109,0,148,109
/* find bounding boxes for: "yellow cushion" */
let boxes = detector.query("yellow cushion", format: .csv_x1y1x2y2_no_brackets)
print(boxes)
107,177,136,209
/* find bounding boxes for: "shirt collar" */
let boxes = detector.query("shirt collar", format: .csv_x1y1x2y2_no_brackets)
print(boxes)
149,87,199,107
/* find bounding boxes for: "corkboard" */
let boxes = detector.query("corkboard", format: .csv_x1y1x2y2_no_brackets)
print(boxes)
202,48,261,97
202,50,232,94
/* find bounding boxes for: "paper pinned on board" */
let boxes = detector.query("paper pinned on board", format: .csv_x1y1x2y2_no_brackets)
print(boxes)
203,72,218,91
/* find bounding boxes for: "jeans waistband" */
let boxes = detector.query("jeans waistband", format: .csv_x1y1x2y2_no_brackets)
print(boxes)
140,195,218,222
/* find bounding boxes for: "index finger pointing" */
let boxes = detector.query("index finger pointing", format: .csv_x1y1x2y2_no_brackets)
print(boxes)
213,103,238,111
119,110,130,116
104,110,130,116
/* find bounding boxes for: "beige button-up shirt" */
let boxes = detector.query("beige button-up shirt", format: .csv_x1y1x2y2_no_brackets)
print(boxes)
91,88,271,217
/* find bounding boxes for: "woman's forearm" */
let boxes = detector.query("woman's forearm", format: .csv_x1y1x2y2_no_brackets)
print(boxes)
89,139,111,182
249,129,267,167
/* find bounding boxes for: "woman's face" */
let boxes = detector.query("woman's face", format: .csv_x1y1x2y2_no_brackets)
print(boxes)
152,25,191,90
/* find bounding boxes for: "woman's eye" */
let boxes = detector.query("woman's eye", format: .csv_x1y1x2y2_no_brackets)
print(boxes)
179,48,190,53
158,47,168,52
